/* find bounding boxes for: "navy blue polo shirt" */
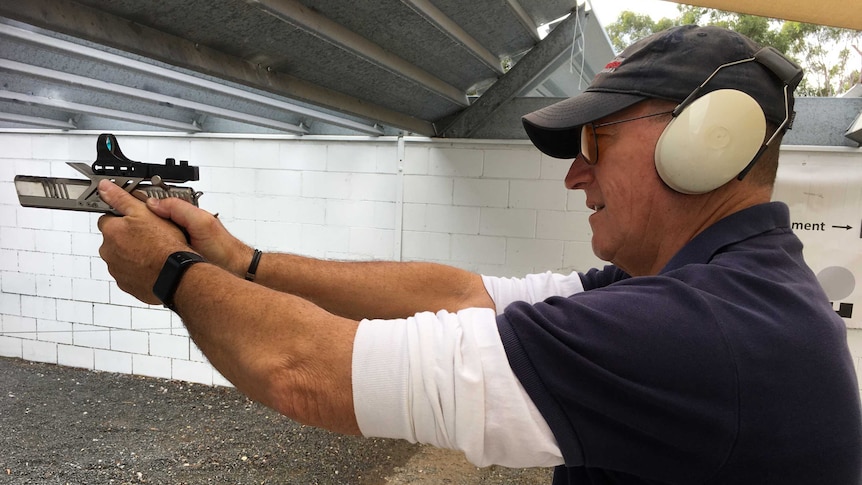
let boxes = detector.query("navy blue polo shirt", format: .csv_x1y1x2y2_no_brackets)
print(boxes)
498,202,862,484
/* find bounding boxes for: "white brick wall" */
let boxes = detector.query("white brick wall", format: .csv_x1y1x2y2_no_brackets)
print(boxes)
58,344,94,369
2,132,861,399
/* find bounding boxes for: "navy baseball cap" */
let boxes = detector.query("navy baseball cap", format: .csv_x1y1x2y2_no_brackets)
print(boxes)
522,25,800,159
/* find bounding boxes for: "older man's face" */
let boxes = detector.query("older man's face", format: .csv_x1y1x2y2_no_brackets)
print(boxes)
564,101,680,276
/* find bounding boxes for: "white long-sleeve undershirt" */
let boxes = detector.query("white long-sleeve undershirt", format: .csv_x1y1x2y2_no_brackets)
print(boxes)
351,271,584,467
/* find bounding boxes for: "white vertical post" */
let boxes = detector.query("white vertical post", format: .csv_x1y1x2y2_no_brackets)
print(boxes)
394,135,406,261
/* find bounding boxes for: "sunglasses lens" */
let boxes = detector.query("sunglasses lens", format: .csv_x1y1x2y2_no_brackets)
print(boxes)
580,125,596,164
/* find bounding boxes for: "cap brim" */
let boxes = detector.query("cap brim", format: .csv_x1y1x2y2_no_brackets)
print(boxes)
522,91,647,159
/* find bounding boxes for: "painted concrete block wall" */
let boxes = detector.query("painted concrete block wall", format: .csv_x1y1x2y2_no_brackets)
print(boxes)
401,141,602,275
1,132,861,396
0,133,605,385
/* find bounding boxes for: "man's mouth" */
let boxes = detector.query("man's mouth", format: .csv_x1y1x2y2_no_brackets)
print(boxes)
588,203,605,212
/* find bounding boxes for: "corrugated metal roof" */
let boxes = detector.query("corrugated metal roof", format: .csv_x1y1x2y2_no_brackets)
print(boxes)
0,0,614,138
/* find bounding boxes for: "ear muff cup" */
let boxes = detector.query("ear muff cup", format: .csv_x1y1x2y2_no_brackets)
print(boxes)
655,89,767,194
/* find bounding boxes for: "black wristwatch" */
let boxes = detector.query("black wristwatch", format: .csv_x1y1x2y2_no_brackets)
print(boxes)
153,251,206,311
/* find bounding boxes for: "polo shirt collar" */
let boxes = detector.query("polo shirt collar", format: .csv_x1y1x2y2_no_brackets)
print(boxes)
660,202,790,274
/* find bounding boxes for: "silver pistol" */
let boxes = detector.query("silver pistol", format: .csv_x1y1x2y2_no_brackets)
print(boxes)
15,133,202,215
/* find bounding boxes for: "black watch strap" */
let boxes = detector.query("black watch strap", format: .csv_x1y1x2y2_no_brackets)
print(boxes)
153,251,206,311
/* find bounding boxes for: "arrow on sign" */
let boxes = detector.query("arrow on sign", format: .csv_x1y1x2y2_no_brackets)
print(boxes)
832,225,853,230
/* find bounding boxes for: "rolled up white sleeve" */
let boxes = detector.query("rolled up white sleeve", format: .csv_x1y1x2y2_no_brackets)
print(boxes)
482,271,585,314
351,307,563,468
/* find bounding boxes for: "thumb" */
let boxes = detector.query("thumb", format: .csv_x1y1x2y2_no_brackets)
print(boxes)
98,179,144,216
147,196,206,230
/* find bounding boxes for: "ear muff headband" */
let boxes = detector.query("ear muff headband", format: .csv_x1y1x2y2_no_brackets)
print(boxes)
654,47,803,194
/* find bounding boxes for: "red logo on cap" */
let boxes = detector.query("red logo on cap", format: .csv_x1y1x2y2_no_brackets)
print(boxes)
601,56,625,74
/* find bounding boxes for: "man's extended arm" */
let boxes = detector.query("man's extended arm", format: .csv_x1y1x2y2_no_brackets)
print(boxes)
96,179,564,463
97,179,362,433
145,196,494,320
174,262,360,434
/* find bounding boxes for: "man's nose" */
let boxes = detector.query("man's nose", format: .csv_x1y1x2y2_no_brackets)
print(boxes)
564,155,593,190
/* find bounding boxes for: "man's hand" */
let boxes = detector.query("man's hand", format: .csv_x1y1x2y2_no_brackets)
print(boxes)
145,196,254,277
97,179,191,305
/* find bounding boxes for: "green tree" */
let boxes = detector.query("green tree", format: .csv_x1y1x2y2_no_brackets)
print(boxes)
604,6,862,96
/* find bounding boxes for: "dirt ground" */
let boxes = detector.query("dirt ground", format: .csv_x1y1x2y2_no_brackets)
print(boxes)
0,357,553,484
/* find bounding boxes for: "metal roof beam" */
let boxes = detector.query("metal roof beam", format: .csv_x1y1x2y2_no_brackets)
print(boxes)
438,7,582,138
0,23,376,136
400,0,505,75
0,111,77,129
0,91,202,132
0,0,433,135
249,0,469,107
515,6,610,97
506,0,542,42
0,59,309,135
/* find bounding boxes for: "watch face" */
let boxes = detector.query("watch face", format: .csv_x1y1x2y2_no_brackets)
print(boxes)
175,252,202,265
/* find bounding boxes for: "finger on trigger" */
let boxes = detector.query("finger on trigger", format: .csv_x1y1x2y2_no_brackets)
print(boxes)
97,179,137,216
133,190,150,203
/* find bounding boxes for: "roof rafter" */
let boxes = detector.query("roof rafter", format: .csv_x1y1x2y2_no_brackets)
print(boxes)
249,0,470,107
505,0,542,42
0,91,202,132
0,111,77,129
438,7,583,138
0,58,310,134
400,0,505,75
0,0,435,135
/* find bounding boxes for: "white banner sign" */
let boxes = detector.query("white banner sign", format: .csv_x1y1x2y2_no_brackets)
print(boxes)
774,147,862,328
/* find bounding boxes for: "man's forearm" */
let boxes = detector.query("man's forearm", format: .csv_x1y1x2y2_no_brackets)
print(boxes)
173,262,361,435
244,253,494,320
143,196,492,320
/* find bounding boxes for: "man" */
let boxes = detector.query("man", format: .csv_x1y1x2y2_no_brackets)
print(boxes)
98,25,862,483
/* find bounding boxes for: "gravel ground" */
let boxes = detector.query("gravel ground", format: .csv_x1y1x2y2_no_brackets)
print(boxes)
0,357,553,484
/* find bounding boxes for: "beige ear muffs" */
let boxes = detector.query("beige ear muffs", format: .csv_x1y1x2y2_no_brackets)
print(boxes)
654,89,767,194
